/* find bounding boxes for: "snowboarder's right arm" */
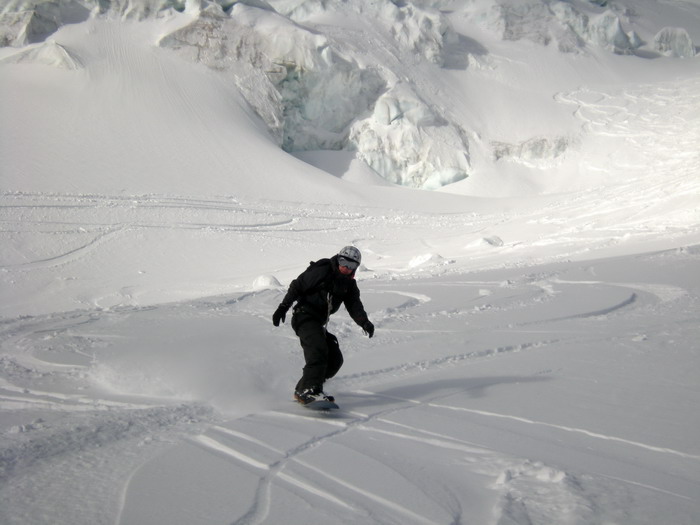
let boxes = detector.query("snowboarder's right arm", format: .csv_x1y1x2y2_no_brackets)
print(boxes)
272,278,299,326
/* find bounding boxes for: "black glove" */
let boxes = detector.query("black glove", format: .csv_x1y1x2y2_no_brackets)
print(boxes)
272,304,289,326
362,320,375,338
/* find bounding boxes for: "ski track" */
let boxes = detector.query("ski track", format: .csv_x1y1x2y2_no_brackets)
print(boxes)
553,278,688,303
427,402,700,462
4,182,697,315
186,388,590,525
190,413,422,525
0,227,126,271
200,421,359,524
0,193,321,271
359,387,700,466
518,293,638,325
200,286,639,525
192,409,441,525
557,77,700,195
176,259,697,525
336,339,558,386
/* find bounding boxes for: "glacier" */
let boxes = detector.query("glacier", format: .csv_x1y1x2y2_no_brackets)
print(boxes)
0,0,698,190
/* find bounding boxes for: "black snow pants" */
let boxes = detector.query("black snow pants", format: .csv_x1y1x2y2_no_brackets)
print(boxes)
292,312,343,393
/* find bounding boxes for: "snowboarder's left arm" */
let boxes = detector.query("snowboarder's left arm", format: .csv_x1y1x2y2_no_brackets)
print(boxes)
345,282,374,338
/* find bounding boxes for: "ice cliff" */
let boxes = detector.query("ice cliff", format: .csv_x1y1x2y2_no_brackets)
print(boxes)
155,0,471,189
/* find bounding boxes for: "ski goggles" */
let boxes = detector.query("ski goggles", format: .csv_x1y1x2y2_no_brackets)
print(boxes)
338,256,359,270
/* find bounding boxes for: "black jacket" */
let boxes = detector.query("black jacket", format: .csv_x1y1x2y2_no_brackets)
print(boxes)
280,256,368,326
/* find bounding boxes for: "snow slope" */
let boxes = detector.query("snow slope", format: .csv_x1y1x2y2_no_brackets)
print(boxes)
1,0,699,524
1,248,699,524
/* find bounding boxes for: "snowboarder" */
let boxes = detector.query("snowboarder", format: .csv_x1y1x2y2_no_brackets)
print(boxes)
272,246,374,405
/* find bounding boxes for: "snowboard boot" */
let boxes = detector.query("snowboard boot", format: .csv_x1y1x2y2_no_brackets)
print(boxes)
294,387,334,405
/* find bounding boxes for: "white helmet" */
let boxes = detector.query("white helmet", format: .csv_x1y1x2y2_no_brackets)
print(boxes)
338,246,361,267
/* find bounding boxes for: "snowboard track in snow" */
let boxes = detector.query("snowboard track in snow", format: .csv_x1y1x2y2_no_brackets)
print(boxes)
192,406,445,525
185,385,604,525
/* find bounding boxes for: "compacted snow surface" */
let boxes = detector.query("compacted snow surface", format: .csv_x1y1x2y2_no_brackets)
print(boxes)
1,1,699,524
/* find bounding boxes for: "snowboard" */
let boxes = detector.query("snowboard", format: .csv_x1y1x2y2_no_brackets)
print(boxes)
300,399,339,410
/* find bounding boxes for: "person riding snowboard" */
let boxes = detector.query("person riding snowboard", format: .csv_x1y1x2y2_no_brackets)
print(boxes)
272,246,374,405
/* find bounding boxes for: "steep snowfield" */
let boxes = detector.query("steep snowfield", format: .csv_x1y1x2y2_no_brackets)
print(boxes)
1,0,699,524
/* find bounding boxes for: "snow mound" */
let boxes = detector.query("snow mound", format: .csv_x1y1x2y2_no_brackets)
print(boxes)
0,40,83,69
654,27,696,58
493,461,592,525
408,252,452,269
252,274,282,290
